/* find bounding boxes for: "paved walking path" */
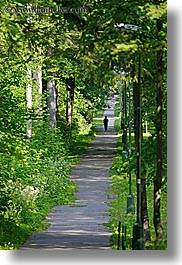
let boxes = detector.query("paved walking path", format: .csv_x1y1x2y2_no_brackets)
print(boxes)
21,96,118,250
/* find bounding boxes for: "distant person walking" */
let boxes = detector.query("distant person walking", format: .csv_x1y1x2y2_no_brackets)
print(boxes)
103,116,109,131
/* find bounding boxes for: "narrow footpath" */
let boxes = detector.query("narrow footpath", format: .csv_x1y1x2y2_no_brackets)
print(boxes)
21,96,118,250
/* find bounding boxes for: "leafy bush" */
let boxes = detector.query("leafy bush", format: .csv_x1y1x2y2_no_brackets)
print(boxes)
0,128,76,249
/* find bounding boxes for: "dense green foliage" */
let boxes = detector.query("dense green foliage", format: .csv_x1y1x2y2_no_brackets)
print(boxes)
108,121,167,250
0,0,167,250
0,131,73,249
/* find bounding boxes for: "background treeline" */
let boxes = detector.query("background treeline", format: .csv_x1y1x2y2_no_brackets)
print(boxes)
0,0,166,249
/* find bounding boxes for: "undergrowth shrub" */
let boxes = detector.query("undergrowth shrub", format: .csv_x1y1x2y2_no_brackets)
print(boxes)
0,128,76,249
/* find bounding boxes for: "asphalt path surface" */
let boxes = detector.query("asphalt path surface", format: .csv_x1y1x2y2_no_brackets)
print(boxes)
21,96,118,250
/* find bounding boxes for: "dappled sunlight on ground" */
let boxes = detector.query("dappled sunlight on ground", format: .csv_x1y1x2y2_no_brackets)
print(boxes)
21,96,118,250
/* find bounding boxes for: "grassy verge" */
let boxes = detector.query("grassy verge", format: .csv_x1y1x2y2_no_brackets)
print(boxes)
68,105,106,163
67,129,95,164
107,117,167,250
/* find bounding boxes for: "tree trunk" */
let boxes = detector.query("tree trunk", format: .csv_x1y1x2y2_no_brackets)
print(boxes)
33,65,42,116
47,74,57,129
132,59,138,148
141,178,151,241
26,68,32,138
46,46,58,129
66,76,75,137
154,19,163,240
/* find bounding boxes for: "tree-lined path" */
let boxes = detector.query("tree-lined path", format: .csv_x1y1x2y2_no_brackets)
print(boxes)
0,1,167,250
21,96,118,250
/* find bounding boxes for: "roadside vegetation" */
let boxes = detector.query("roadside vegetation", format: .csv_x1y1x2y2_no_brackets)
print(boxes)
0,0,166,250
107,101,167,250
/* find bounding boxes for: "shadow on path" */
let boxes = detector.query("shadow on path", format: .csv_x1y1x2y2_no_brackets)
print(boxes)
21,96,118,250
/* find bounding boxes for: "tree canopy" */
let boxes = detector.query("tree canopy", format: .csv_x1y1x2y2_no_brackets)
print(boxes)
0,0,167,249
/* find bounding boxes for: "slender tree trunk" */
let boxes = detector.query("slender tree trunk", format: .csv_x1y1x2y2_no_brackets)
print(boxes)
135,51,151,243
46,46,58,129
26,68,32,138
33,65,42,115
122,81,127,149
141,178,151,241
154,19,163,240
132,59,138,148
66,76,75,138
47,74,57,129
119,80,123,125
121,81,125,130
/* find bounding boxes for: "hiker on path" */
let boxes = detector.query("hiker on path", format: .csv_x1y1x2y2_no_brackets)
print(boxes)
103,116,109,131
